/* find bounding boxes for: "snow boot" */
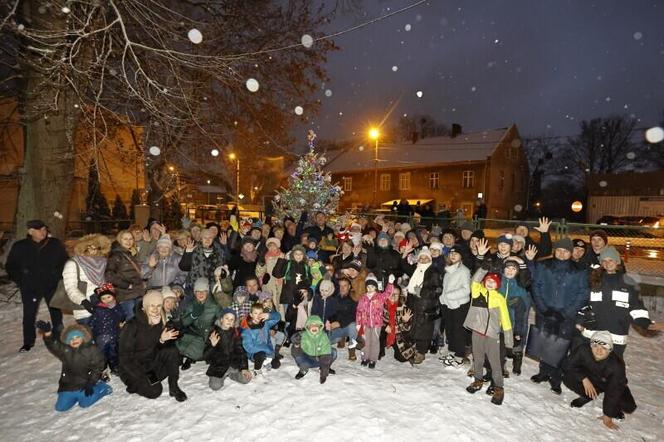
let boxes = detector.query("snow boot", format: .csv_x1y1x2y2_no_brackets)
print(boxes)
19,344,33,353
491,387,504,405
181,357,194,371
571,397,592,408
337,338,346,349
274,345,284,360
295,369,308,380
361,359,369,367
466,380,484,394
368,361,376,369
530,373,549,383
320,365,330,384
413,352,425,364
271,357,281,369
328,368,336,375
512,351,523,376
355,336,366,350
282,338,291,348
486,383,496,396
429,341,438,354
168,378,188,402
550,385,562,395
348,348,357,361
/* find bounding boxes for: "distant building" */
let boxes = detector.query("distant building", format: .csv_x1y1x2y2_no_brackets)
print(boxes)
587,171,664,223
323,124,528,219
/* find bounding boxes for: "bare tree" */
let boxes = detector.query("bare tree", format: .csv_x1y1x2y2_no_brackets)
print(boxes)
1,0,334,235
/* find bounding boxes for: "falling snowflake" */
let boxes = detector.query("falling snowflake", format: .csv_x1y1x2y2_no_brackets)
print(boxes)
514,204,523,212
61,6,71,13
404,24,412,32
294,106,304,115
416,91,423,98
149,146,161,156
17,24,24,31
301,34,314,48
325,89,333,97
633,31,643,40
626,152,635,160
211,149,219,157
599,180,608,188
471,86,477,92
392,66,398,72
188,29,203,44
645,127,664,143
358,145,365,151
246,78,259,92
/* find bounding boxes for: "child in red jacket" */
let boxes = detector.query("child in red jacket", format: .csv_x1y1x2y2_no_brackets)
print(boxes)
356,274,394,368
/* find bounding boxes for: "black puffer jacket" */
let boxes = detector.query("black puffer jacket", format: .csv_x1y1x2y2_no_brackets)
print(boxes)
203,324,248,377
366,245,402,284
105,242,145,302
44,324,105,392
6,236,68,293
272,258,311,305
118,310,164,380
403,262,444,342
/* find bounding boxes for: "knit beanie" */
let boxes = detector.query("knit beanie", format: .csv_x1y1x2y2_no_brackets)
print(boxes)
220,307,236,319
573,238,587,249
590,330,613,351
511,234,526,245
483,272,502,288
471,229,485,240
266,237,281,249
194,277,210,292
589,229,609,245
503,259,520,272
319,279,335,296
598,246,621,263
429,242,444,252
291,244,306,255
161,286,178,300
377,232,390,243
497,233,513,246
64,329,85,344
418,246,432,260
365,275,379,289
156,234,172,248
553,238,574,252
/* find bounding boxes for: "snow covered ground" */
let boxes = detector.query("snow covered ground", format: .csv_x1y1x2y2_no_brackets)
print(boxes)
0,302,661,442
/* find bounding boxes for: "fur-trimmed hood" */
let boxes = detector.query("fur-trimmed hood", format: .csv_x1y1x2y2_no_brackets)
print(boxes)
74,234,112,257
59,323,93,344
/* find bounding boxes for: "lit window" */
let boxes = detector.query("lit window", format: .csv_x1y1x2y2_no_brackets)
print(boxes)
462,170,474,188
429,172,439,190
380,174,391,191
343,176,352,191
399,172,411,190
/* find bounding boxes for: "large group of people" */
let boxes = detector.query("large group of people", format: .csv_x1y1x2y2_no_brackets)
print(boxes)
5,211,662,430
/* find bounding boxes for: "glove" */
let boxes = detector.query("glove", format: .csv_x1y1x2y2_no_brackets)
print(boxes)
83,383,95,397
191,302,204,318
36,320,52,333
262,273,270,285
388,274,395,284
81,299,94,314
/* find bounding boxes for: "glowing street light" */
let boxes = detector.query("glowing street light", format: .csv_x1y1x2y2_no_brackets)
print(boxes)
368,127,380,207
229,153,240,207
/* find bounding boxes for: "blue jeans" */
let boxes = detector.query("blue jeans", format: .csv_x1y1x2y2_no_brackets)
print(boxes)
120,299,139,321
328,323,357,344
294,348,338,369
76,317,92,327
54,382,112,412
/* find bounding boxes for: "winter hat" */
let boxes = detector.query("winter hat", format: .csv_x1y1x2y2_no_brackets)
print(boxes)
364,275,379,289
599,246,621,263
512,234,526,246
306,249,319,260
459,221,474,233
398,238,410,249
291,244,306,255
448,245,462,256
156,234,172,248
470,229,485,240
573,239,587,249
553,238,574,252
430,226,443,238
393,231,406,241
503,259,520,272
26,219,47,230
194,277,210,292
589,229,609,245
161,286,178,300
94,283,116,298
343,259,363,272
400,223,411,233
142,290,163,309
497,233,513,246
377,232,390,243
590,330,613,351
483,272,502,288
319,280,335,296
64,329,85,344
442,228,457,239
220,307,236,319
257,291,272,302
266,237,281,249
418,246,432,260
429,242,444,252
308,237,319,246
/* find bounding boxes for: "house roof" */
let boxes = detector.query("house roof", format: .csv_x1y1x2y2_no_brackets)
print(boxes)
323,127,512,174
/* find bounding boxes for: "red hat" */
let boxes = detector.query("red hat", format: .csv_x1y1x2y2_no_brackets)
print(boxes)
483,272,502,288
398,239,410,249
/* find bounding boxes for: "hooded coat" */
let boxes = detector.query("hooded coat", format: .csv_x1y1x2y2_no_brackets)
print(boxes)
176,296,220,361
203,321,249,377
105,242,145,302
240,310,281,358
44,324,105,392
142,252,187,290
402,259,444,342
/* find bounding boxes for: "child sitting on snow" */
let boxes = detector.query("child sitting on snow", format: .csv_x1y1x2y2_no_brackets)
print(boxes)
241,303,282,371
36,320,111,412
204,308,252,390
291,315,337,383
355,274,395,368
464,270,513,406
88,284,126,374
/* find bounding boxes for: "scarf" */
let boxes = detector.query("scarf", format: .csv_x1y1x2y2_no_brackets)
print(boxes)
407,262,431,295
385,299,399,347
73,256,107,287
300,316,331,357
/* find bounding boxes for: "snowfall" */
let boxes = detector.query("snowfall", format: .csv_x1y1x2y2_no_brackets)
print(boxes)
0,301,661,442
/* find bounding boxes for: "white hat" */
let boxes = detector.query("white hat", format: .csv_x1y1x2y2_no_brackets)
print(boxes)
193,277,210,292
418,246,432,259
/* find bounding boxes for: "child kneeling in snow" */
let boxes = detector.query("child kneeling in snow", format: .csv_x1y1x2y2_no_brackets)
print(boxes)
241,303,282,371
291,315,337,383
89,284,125,374
204,308,252,390
36,321,111,412
463,271,513,406
355,274,394,368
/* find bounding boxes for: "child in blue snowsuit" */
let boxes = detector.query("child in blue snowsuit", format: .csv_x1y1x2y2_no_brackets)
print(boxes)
498,258,532,375
241,303,281,371
89,284,126,373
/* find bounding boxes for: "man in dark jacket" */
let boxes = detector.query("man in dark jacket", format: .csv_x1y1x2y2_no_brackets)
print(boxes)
326,278,359,359
6,220,68,352
514,217,553,258
563,331,636,431
366,232,402,286
529,238,589,393
304,211,334,243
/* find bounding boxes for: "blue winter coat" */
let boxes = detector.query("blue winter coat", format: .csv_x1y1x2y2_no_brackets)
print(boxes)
498,277,531,338
310,293,339,324
89,302,126,340
241,311,280,359
532,259,588,320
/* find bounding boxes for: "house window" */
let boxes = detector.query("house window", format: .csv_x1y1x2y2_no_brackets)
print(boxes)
429,172,440,190
380,174,391,191
399,172,411,190
342,176,352,191
462,170,474,188
499,170,505,191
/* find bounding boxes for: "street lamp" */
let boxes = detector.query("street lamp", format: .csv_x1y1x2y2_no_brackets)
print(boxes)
206,179,211,205
369,127,380,207
229,153,240,208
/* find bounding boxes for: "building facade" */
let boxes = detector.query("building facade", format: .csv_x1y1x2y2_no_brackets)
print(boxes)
587,171,664,223
325,125,528,219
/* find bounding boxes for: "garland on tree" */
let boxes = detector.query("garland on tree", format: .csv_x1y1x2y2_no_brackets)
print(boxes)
272,130,343,221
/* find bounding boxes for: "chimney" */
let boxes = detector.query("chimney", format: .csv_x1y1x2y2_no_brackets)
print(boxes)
451,123,462,138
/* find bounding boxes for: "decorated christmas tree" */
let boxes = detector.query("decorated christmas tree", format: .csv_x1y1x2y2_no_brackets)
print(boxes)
272,130,342,221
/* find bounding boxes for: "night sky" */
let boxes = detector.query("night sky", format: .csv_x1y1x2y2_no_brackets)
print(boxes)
307,0,664,141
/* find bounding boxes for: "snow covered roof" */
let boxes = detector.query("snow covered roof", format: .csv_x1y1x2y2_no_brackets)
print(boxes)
324,127,511,174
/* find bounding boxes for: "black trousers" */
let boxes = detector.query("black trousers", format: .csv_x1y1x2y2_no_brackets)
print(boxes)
22,288,63,346
122,346,181,399
440,302,471,357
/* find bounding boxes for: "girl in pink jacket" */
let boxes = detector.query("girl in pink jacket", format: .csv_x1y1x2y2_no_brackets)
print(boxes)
356,274,395,368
